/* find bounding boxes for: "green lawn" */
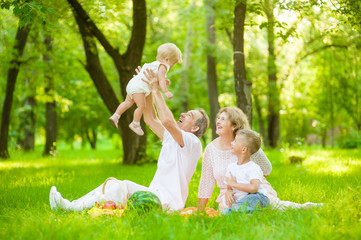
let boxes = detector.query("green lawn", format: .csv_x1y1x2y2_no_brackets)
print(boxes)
1,146,360,239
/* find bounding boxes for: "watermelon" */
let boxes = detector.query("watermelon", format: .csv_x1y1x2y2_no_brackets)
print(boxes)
127,191,162,212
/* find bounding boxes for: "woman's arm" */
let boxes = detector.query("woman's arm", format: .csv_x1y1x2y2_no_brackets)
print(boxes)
251,148,272,176
197,198,209,212
197,147,215,211
224,189,235,208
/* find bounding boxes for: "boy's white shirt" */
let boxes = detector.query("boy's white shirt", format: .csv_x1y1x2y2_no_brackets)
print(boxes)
224,161,268,202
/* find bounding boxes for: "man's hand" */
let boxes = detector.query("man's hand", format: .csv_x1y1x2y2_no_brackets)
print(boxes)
142,69,160,92
134,66,142,77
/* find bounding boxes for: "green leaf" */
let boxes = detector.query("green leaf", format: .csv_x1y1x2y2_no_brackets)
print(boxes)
259,22,267,30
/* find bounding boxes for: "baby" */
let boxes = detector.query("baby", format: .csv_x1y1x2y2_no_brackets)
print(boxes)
109,43,182,135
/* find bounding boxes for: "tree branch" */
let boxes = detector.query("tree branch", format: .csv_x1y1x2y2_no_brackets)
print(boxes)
278,19,300,48
298,44,349,63
66,0,121,61
225,27,234,48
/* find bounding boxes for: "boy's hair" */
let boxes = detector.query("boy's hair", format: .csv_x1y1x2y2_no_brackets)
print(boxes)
157,43,183,64
236,129,262,155
194,108,210,138
217,107,250,137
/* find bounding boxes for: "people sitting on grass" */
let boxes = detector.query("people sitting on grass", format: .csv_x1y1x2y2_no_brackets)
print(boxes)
50,69,322,214
197,107,323,212
50,68,209,212
222,129,270,214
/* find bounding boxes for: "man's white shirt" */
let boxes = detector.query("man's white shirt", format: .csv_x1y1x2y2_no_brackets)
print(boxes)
149,130,202,211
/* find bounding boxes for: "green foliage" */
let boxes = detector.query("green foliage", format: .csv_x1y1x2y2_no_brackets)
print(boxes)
1,148,361,239
0,0,53,27
333,0,361,32
337,132,361,149
1,0,360,153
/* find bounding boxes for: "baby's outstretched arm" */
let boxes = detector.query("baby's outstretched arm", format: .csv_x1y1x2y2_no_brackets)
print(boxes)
158,64,173,99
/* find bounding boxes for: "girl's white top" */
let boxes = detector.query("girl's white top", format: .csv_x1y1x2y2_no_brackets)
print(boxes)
198,141,272,204
126,61,170,98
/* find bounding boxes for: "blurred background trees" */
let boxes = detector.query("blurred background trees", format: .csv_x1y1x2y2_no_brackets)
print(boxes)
1,0,360,162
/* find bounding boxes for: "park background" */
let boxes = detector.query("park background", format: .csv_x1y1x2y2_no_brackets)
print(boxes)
1,0,360,239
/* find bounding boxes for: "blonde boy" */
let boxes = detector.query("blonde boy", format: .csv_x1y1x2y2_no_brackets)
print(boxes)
222,129,270,214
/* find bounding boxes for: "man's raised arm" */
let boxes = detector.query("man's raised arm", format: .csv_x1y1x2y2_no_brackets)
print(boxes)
142,69,185,147
143,93,165,140
130,66,164,140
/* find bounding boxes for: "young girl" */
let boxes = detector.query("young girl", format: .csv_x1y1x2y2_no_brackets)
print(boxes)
109,43,182,135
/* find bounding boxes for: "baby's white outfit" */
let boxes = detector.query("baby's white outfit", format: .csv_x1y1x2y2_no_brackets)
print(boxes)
126,61,170,99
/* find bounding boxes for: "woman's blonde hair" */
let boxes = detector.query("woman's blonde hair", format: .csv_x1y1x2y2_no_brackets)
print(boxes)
157,43,183,64
217,107,250,137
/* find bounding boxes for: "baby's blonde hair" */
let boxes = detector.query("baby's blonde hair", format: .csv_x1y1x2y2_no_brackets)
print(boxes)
236,129,262,155
157,43,183,64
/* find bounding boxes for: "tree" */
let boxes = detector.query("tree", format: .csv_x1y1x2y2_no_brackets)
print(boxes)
179,9,194,113
233,0,252,125
205,0,220,139
17,72,36,151
0,24,30,159
262,0,279,148
67,0,147,164
42,23,57,156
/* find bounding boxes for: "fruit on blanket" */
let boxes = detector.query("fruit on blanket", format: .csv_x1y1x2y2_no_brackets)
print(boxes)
127,191,162,212
95,202,103,209
116,204,125,210
104,201,117,210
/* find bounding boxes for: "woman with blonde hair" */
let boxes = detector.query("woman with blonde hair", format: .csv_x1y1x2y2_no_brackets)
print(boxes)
198,107,321,211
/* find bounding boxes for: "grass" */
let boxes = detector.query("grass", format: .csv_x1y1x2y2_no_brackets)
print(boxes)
1,144,361,239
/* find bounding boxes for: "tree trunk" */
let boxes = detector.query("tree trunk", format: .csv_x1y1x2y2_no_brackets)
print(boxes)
85,128,97,149
265,0,280,148
206,0,220,140
0,24,30,159
353,52,360,132
234,0,252,125
254,95,269,146
180,24,193,113
17,69,36,151
321,128,327,148
329,52,335,147
42,30,57,156
20,95,36,151
68,0,147,164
